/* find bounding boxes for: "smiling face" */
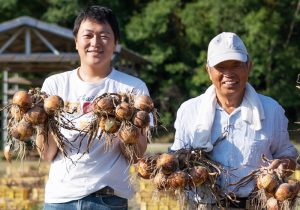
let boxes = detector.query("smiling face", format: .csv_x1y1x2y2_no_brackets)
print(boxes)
75,18,116,72
206,60,252,101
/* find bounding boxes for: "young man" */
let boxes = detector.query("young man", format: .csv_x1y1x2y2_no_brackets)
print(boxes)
170,32,298,210
36,5,149,210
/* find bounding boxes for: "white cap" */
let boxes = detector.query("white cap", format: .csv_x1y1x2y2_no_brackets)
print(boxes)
207,32,248,67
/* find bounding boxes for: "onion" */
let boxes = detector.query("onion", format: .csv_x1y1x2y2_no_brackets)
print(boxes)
153,171,169,190
10,119,34,141
134,95,154,113
132,110,150,128
24,106,48,125
266,197,279,210
95,97,115,113
43,95,64,115
119,124,139,144
12,90,32,109
176,151,189,170
188,166,208,186
3,145,13,162
115,102,134,120
136,158,156,179
99,116,120,133
257,173,279,194
274,182,300,202
156,153,179,175
10,105,26,121
167,171,188,189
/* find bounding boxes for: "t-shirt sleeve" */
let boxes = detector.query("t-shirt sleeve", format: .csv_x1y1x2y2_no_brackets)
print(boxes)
41,76,57,96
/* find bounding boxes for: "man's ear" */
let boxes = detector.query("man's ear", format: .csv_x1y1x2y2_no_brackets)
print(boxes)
206,64,212,80
74,38,78,50
247,60,253,73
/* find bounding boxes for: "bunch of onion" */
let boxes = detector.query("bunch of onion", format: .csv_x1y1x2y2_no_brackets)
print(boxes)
81,92,156,162
3,88,74,160
230,155,299,210
135,148,225,205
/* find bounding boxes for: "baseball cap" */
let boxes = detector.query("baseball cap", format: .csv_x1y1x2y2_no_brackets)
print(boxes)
207,32,248,67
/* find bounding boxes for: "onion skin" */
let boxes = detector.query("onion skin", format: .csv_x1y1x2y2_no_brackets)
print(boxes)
115,102,133,120
134,95,154,113
132,110,150,128
266,197,279,210
12,91,32,109
257,173,279,194
274,182,300,202
119,124,140,144
156,153,179,175
43,95,64,115
99,116,120,133
154,171,169,190
95,97,115,113
10,119,34,141
167,171,188,189
136,158,156,179
10,105,26,121
189,166,209,186
24,106,48,125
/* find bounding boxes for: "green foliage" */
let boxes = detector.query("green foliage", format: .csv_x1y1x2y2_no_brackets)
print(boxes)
0,0,300,130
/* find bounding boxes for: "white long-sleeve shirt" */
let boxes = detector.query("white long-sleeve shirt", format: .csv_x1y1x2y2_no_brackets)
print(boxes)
171,91,298,199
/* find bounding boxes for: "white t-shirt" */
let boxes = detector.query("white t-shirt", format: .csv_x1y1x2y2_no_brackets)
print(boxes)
41,68,150,203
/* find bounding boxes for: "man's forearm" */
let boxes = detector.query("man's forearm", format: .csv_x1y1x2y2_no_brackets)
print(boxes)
35,130,58,161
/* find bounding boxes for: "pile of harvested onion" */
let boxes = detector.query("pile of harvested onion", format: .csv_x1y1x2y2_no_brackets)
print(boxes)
135,148,228,205
2,88,69,161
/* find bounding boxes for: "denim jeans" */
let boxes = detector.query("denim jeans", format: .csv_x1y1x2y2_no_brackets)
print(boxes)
43,194,128,210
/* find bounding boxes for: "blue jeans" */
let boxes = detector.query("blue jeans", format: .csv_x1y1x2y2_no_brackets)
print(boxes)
43,194,128,210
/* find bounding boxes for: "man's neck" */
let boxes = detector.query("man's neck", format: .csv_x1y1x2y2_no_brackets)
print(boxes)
78,64,112,83
216,94,244,114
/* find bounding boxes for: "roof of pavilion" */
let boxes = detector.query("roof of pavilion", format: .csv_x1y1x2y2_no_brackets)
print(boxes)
0,16,151,73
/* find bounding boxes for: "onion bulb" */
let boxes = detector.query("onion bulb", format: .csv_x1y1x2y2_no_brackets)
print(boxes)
119,124,139,144
153,171,169,190
188,166,209,186
10,105,26,121
266,197,279,210
134,95,154,113
136,158,156,179
24,106,48,125
43,95,64,115
256,173,279,194
115,102,133,120
167,171,188,189
274,182,300,202
99,116,120,133
12,90,32,109
156,153,179,175
132,110,150,128
10,119,34,141
95,97,115,113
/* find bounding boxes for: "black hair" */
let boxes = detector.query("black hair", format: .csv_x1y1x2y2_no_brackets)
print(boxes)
73,5,120,43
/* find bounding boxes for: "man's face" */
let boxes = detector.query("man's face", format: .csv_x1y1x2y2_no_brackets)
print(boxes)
206,60,252,98
75,19,116,69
